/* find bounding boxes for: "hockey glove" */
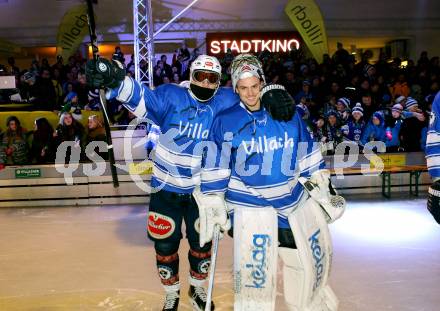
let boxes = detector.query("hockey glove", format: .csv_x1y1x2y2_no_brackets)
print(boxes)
86,57,126,89
427,179,440,224
260,84,296,122
299,170,346,223
192,187,231,247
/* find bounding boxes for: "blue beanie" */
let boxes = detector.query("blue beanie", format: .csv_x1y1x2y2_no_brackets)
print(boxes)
351,103,364,116
65,91,78,102
327,110,338,118
373,111,384,124
405,97,418,110
337,97,351,108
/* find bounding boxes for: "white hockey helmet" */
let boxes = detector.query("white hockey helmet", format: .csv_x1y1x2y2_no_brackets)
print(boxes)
190,55,222,82
189,55,222,102
231,54,266,92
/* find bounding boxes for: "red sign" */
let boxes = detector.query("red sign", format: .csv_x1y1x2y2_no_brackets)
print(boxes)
206,31,301,56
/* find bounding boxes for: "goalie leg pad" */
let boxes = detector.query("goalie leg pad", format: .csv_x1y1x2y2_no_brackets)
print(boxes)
233,206,278,311
283,197,339,311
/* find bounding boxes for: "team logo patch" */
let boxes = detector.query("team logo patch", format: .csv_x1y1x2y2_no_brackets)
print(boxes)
241,65,252,72
147,212,175,239
198,259,211,274
98,62,108,72
158,265,173,280
205,61,213,67
256,115,267,126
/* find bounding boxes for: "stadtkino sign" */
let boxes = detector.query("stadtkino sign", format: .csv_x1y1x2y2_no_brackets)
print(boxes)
206,32,301,56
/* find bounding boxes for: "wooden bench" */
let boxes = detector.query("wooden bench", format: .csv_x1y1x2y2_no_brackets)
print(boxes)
329,165,428,198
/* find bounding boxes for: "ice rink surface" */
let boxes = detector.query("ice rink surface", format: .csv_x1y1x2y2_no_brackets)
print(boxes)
0,194,439,311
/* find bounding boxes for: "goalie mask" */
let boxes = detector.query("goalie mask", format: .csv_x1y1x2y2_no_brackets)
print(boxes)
189,55,222,102
231,54,266,93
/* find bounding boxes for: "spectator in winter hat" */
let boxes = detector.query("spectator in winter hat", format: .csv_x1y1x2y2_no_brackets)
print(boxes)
296,97,310,120
61,91,83,120
64,91,78,103
363,63,376,79
336,97,350,111
54,112,85,164
405,97,419,112
385,104,404,152
361,111,386,147
313,115,326,143
294,80,314,103
391,103,403,116
85,89,100,111
342,103,365,144
336,97,351,123
323,110,343,154
395,95,406,106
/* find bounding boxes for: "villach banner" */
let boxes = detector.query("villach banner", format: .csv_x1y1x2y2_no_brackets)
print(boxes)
285,0,328,63
56,4,90,60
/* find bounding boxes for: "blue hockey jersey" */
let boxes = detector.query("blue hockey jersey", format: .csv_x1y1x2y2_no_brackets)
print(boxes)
343,119,365,143
426,91,440,178
200,103,325,228
108,77,239,193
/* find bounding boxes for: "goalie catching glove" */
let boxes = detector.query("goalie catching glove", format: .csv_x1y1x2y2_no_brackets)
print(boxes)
428,179,440,224
192,187,231,247
85,57,126,89
299,170,346,223
260,84,296,122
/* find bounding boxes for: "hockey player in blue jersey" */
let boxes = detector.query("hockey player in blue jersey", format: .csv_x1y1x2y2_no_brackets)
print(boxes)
86,54,295,311
426,91,440,224
193,54,346,311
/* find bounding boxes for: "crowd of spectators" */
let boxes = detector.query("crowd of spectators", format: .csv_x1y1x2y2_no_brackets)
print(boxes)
146,43,439,154
0,42,439,168
0,111,108,169
224,45,438,154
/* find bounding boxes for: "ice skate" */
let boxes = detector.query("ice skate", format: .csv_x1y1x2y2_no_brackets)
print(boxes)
162,290,179,311
188,285,214,311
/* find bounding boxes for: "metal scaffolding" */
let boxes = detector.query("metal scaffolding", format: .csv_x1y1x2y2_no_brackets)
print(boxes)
133,0,201,88
133,0,154,86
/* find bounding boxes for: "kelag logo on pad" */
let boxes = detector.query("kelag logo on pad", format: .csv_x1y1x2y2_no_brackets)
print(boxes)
245,234,271,289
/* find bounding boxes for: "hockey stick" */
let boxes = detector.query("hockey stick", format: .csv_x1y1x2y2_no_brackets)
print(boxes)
85,0,119,188
205,224,220,311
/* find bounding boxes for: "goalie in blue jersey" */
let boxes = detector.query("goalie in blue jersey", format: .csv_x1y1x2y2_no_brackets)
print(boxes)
195,54,346,311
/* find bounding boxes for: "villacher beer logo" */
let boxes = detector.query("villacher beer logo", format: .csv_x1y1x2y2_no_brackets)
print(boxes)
147,212,175,239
